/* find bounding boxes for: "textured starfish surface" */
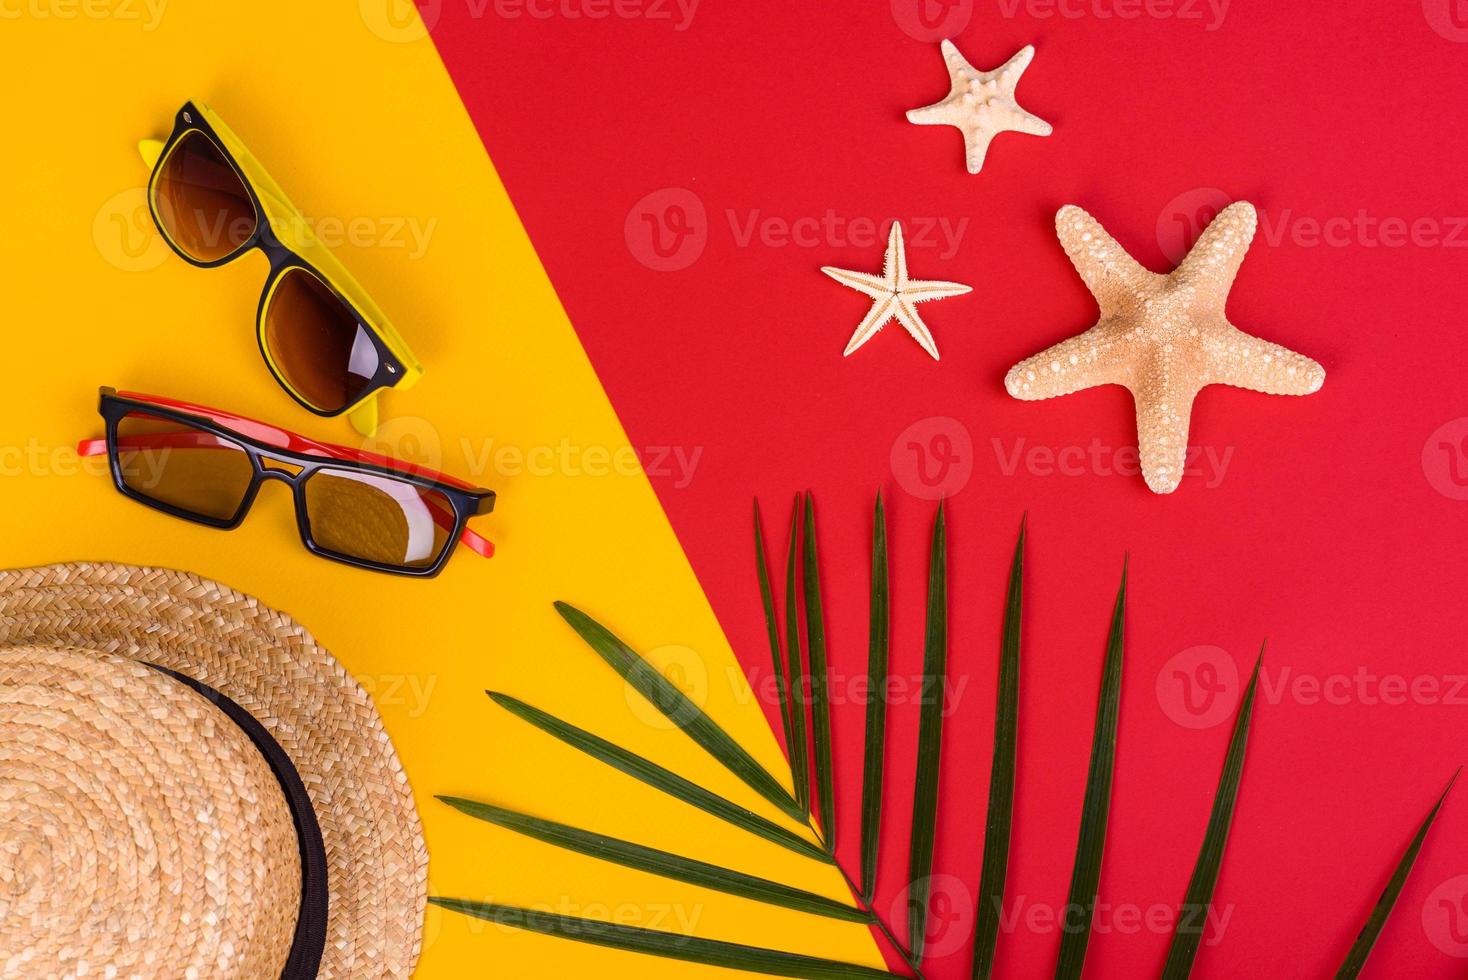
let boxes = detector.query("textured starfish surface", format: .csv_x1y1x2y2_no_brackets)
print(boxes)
906,40,1053,175
822,222,971,360
1005,202,1326,494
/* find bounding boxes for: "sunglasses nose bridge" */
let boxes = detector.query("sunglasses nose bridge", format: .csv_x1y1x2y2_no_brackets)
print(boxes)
257,458,305,486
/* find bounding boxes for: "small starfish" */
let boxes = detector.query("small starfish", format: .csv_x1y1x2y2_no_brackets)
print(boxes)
822,222,971,360
906,40,1053,175
1005,202,1326,494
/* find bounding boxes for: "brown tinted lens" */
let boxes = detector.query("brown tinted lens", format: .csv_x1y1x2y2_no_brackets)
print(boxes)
115,413,255,522
264,268,381,413
152,131,257,262
303,468,453,569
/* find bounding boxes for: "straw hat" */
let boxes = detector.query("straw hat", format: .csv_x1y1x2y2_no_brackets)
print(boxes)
0,563,427,979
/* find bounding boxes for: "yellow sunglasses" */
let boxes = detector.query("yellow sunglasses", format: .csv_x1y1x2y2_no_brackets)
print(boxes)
139,100,423,436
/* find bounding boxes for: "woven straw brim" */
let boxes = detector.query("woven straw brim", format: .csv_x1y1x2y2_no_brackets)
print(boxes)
1,647,303,977
0,563,427,979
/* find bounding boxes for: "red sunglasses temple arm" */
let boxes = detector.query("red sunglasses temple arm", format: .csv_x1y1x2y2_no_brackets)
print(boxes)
459,526,496,558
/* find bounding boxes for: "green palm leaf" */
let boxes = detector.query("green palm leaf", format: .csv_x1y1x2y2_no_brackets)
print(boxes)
1055,559,1128,980
908,502,948,965
486,692,829,862
439,797,871,923
785,495,812,814
973,516,1026,980
430,900,901,979
755,500,798,768
555,601,803,821
1334,770,1459,979
802,494,837,843
1160,649,1264,979
858,492,891,904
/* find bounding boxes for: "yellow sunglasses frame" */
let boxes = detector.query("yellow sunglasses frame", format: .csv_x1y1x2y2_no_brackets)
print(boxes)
140,101,424,436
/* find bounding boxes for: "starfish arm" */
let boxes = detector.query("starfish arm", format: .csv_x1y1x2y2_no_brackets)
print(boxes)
886,222,907,287
963,128,997,175
906,99,958,127
939,38,976,78
1202,324,1326,395
1055,205,1156,312
1004,324,1127,399
843,297,898,357
1133,382,1199,495
822,266,894,300
996,44,1036,89
903,278,973,303
1172,202,1257,293
894,301,941,360
1006,106,1054,137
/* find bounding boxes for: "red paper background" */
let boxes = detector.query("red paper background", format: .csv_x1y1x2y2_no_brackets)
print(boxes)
424,2,1468,975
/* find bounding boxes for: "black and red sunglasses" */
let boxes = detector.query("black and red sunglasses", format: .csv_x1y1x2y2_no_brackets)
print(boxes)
80,388,495,577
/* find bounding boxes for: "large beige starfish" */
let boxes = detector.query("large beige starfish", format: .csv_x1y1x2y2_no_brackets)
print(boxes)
822,222,971,360
1005,202,1326,494
906,40,1053,175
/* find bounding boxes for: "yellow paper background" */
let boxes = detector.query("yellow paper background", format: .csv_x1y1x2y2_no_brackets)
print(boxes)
0,2,883,976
